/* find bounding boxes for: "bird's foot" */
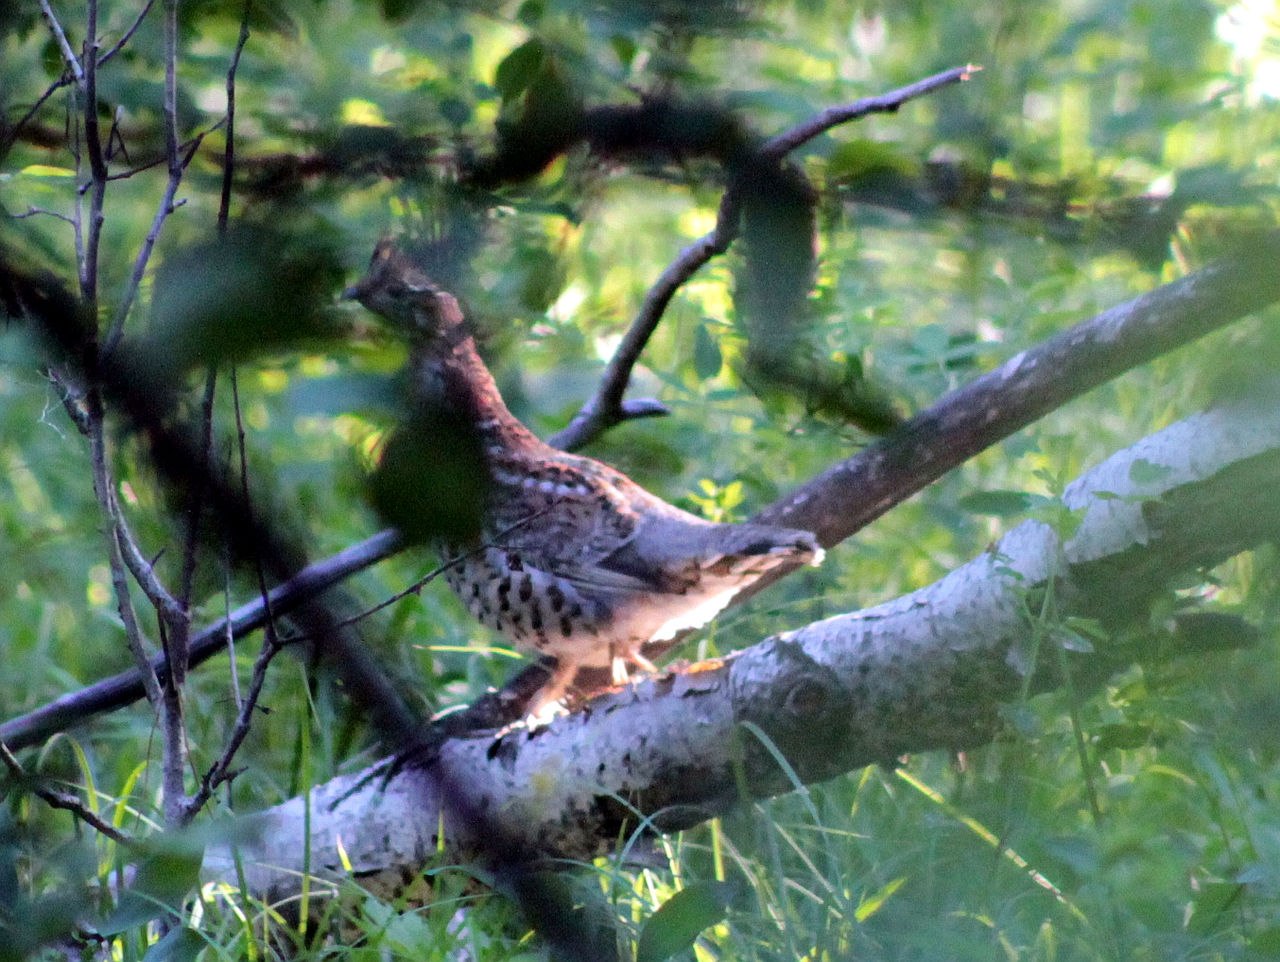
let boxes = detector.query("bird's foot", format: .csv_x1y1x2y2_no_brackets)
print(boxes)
519,696,570,731
610,648,659,686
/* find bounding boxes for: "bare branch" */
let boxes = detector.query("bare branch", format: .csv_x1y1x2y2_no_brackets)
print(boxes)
218,0,253,232
96,0,158,67
81,0,108,300
184,632,282,819
549,65,977,451
761,64,980,158
86,420,164,707
102,0,196,355
0,741,134,846
112,510,184,625
12,206,77,226
37,0,84,85
547,193,737,450
8,78,76,148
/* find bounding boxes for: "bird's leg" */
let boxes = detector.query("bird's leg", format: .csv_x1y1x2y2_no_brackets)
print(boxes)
522,658,577,727
611,643,659,685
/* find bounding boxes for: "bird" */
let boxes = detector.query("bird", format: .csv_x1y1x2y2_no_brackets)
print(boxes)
346,241,824,718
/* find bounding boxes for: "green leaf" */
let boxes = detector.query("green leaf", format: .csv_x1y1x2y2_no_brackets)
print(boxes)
636,881,734,962
854,876,906,922
18,165,75,178
494,39,546,100
368,407,487,544
958,490,1038,517
145,225,343,382
1128,458,1173,484
1093,723,1155,752
98,835,204,935
1049,625,1094,653
693,323,723,380
610,33,638,68
143,926,205,962
1185,881,1241,936
1250,925,1280,955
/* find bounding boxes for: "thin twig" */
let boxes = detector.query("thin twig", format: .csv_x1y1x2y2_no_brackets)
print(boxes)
102,1,197,355
81,0,108,304
96,0,159,67
103,129,212,354
548,65,978,452
8,76,75,147
112,505,185,625
0,741,134,846
762,64,981,158
37,0,84,84
219,0,253,233
231,366,283,661
101,123,221,181
12,206,78,226
184,632,281,818
86,420,164,707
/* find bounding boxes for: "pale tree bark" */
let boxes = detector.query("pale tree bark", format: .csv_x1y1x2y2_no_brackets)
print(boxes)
203,397,1280,907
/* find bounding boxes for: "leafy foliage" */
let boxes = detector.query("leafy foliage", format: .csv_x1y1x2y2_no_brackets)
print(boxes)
2,0,1280,959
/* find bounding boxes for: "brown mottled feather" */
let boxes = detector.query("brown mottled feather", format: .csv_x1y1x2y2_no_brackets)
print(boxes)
347,242,823,714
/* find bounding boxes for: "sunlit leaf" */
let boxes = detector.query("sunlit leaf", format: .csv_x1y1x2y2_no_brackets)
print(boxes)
18,165,75,178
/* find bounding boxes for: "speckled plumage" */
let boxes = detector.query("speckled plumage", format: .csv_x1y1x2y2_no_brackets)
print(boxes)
348,242,824,713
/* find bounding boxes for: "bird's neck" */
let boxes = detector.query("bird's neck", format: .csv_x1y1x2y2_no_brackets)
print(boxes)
409,300,542,456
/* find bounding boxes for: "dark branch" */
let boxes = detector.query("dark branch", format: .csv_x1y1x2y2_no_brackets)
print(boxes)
753,231,1280,542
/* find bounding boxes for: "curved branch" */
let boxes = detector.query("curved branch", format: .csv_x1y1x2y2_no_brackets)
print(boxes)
548,65,977,451
203,398,1280,903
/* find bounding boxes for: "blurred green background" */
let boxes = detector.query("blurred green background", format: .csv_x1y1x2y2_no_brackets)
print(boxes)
2,0,1280,958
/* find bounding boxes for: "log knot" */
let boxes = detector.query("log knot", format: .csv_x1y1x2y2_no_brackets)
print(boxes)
730,636,846,771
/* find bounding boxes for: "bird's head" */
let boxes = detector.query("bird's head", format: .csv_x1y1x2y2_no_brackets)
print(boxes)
343,240,464,340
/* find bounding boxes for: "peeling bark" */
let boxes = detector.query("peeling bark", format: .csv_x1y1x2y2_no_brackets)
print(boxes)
203,399,1280,906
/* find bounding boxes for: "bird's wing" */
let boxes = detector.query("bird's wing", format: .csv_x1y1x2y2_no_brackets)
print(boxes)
483,451,702,595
